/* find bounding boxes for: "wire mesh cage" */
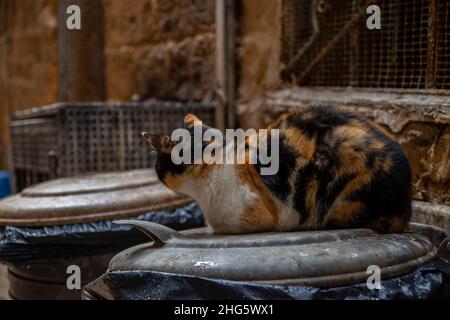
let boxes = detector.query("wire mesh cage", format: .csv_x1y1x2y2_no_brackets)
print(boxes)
58,0,106,101
282,0,447,90
436,0,450,89
10,101,215,191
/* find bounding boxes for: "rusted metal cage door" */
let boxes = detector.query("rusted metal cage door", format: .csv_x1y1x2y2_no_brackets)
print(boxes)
282,0,448,91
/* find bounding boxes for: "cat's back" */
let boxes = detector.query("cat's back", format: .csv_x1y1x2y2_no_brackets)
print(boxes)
266,105,412,233
272,105,404,165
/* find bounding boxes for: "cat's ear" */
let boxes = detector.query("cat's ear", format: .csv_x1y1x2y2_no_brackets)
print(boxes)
142,132,162,151
184,114,208,129
142,132,173,153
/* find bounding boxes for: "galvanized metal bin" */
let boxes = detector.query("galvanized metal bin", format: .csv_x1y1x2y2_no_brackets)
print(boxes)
82,221,450,299
0,169,196,300
10,101,215,191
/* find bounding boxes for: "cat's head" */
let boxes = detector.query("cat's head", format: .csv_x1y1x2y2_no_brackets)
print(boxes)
143,114,219,193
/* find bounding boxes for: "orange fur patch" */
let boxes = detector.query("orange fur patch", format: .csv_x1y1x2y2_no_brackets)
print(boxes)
337,147,366,176
372,122,396,140
284,127,316,162
163,173,183,190
325,200,364,227
372,140,386,151
283,127,317,200
184,114,201,128
268,112,293,130
305,179,319,220
383,157,393,172
339,170,373,199
241,199,278,233
237,164,280,231
187,162,215,179
333,124,368,147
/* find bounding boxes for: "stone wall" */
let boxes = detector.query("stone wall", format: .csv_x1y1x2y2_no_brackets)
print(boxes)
1,0,59,114
237,0,282,129
103,0,216,102
0,0,59,170
398,123,449,205
0,0,216,109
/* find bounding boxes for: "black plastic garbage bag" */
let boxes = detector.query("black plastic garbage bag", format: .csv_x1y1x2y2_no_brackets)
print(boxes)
82,258,450,300
0,203,204,265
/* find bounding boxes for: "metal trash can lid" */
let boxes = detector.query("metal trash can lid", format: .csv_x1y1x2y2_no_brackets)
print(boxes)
0,170,191,227
109,221,437,288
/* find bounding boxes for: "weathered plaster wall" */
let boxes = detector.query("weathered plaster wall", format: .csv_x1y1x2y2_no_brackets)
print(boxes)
1,0,216,111
1,0,59,114
0,0,59,170
103,0,216,102
398,123,449,205
237,0,283,129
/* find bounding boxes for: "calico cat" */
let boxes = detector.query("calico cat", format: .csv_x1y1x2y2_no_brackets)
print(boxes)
145,105,412,235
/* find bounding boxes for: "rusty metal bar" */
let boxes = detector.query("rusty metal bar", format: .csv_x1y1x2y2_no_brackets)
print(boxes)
215,0,238,130
286,0,321,71
297,0,379,85
426,0,437,88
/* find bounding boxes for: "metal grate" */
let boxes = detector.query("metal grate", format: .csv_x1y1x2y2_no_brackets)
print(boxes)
283,0,447,90
11,102,215,191
283,0,354,86
436,1,450,89
58,0,106,101
10,118,57,189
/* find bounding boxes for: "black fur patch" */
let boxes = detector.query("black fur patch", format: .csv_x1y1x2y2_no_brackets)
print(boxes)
347,142,412,222
286,105,353,138
155,152,187,183
293,162,315,223
255,132,297,203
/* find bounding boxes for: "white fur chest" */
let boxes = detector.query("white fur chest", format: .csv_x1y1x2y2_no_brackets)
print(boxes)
180,165,258,232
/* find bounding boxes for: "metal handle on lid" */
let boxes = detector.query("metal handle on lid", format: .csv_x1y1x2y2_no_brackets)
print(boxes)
114,220,181,247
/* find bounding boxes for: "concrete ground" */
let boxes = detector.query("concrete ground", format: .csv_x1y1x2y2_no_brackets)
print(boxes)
0,264,9,300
